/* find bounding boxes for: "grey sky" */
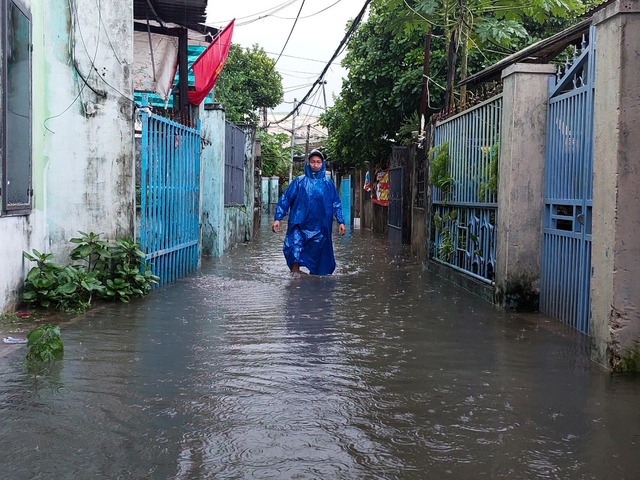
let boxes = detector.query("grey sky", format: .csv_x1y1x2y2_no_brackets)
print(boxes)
206,0,368,120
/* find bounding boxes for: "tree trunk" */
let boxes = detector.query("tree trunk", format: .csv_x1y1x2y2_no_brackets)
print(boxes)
459,27,468,107
444,28,458,114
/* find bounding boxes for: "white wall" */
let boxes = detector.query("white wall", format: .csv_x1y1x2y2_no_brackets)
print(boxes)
0,0,134,312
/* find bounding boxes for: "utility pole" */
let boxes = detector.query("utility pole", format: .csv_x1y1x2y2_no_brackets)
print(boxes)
419,29,432,135
289,99,297,183
305,124,310,155
320,80,328,109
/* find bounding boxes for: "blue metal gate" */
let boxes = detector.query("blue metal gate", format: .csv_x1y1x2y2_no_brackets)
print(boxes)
540,28,595,334
138,99,201,286
340,176,351,232
388,166,402,231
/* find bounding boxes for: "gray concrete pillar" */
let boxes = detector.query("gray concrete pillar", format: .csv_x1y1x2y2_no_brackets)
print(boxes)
495,63,556,309
269,176,279,213
261,177,270,213
200,103,226,257
239,124,256,241
591,0,640,370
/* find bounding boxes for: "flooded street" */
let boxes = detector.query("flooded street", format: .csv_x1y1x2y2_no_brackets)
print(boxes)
1,219,639,479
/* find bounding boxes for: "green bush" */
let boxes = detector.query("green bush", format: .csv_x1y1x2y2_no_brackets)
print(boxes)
428,142,454,197
23,232,159,312
26,324,64,362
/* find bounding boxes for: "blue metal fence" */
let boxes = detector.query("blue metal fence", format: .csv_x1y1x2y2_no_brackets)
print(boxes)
138,99,201,286
340,176,351,233
431,95,502,283
540,28,595,334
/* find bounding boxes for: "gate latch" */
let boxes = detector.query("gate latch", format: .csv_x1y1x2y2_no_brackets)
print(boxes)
576,213,585,225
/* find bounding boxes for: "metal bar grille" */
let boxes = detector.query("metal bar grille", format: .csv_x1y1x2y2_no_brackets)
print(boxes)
340,176,351,230
224,121,245,205
139,104,200,286
431,95,502,283
540,27,594,333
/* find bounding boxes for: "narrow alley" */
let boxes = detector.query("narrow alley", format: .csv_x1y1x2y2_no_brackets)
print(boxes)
1,220,639,479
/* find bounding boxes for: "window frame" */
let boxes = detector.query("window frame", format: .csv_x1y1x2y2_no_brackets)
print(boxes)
1,0,32,216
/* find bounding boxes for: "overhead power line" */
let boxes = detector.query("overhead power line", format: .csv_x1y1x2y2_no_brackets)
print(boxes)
271,0,372,126
273,0,306,67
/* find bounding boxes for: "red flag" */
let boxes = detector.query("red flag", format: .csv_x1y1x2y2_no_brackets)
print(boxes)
188,19,234,105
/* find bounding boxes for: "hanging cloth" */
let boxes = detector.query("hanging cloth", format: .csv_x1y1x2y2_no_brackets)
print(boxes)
188,19,235,105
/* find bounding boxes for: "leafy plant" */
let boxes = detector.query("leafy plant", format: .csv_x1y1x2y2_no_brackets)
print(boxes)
438,226,455,261
103,238,159,301
22,250,63,309
487,142,499,195
479,142,500,201
70,231,111,272
22,233,159,312
26,324,64,362
433,209,458,262
428,142,454,197
398,112,421,146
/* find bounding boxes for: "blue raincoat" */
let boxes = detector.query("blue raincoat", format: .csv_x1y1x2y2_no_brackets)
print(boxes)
274,158,345,275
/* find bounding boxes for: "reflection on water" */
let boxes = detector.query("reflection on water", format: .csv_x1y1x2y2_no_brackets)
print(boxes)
1,219,639,479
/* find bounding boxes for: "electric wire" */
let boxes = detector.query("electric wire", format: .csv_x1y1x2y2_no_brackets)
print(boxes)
271,0,372,126
273,0,343,20
207,0,299,26
44,0,103,132
73,0,136,104
273,0,306,68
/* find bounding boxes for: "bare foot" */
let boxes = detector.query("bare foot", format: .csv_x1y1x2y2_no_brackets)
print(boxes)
290,263,300,278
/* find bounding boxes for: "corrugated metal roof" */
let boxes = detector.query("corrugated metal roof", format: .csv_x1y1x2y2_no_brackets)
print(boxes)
134,0,207,28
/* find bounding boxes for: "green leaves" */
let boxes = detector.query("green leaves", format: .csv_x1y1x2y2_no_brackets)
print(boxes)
215,44,284,124
22,233,158,312
257,130,294,178
26,324,64,363
321,1,430,168
428,142,454,197
475,18,528,47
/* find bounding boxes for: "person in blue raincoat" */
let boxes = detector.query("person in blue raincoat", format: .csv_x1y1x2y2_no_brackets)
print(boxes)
272,149,346,275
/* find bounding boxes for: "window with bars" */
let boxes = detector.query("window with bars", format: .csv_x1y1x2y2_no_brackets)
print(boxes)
224,122,245,205
2,0,32,215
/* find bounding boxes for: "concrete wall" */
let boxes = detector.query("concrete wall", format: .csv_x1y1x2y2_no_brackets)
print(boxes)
200,103,226,257
495,64,555,310
200,105,256,256
224,206,248,251
591,1,640,369
0,0,134,312
239,124,256,240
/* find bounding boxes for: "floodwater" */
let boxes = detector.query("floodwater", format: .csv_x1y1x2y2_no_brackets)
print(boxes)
1,220,639,480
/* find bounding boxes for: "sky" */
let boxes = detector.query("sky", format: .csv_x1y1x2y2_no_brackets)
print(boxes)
205,0,369,122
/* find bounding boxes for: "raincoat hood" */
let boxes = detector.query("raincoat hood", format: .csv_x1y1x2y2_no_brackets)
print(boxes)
305,150,326,179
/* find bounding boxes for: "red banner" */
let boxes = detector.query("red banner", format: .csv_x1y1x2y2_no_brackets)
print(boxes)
188,19,234,105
